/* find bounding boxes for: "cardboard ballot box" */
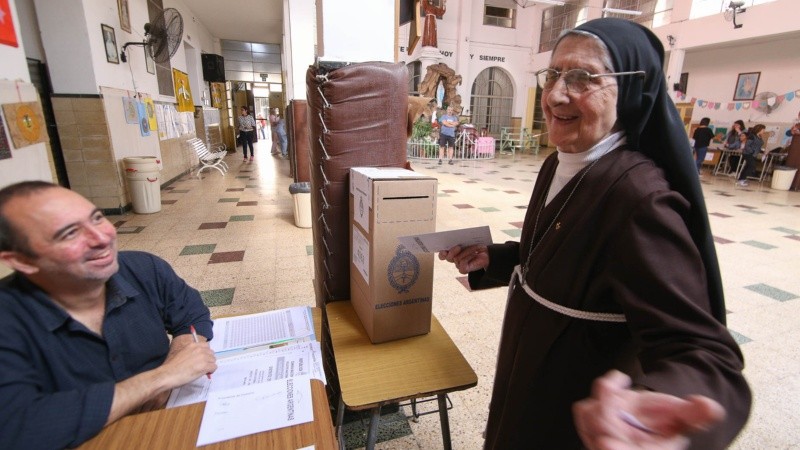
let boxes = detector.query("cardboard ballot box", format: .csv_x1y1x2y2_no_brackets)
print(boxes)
349,167,437,343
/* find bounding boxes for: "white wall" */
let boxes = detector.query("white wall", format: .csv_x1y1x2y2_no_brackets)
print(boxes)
100,86,161,162
14,0,45,62
284,0,316,101
316,0,394,63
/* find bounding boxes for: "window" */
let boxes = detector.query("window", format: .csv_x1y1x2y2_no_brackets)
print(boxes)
538,2,584,53
406,61,422,95
602,0,673,28
484,0,516,28
148,0,174,97
470,67,514,137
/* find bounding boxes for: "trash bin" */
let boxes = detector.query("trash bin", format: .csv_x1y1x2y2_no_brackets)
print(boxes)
289,182,311,228
123,156,162,214
771,166,798,191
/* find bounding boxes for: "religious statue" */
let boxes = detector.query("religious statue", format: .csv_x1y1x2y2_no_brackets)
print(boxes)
421,0,446,48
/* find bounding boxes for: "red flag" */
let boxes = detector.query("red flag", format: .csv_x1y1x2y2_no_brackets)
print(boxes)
0,0,18,48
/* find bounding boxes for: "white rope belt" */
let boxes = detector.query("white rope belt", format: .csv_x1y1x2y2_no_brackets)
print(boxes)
511,265,626,323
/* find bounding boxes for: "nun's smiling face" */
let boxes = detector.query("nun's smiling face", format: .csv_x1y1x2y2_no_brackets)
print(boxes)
542,35,619,154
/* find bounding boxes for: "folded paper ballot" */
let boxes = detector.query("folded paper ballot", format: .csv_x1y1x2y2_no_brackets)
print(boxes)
398,226,493,253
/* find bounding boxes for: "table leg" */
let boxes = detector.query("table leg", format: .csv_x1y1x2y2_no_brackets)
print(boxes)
411,398,420,422
336,396,345,450
438,394,452,450
365,405,382,450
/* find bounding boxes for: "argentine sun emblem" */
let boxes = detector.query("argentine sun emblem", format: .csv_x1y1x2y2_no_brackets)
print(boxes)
387,245,419,293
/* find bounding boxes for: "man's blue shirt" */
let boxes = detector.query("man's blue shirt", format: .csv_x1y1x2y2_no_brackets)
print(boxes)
0,251,212,449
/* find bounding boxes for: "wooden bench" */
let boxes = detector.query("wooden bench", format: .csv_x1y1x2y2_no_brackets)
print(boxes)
187,138,228,178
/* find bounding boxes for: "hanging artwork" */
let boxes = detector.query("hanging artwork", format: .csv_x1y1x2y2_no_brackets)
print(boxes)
210,82,226,109
0,0,19,48
102,24,119,64
172,69,194,112
117,0,131,33
122,97,138,124
1,102,47,148
142,94,158,132
0,114,12,160
137,101,150,136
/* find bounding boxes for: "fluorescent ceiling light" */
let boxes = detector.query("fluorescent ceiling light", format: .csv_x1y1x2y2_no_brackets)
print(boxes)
535,0,566,5
602,7,643,16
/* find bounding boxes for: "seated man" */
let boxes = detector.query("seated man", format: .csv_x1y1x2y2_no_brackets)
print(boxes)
0,181,218,449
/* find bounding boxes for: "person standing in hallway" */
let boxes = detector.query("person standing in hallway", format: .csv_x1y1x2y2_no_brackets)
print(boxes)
693,117,715,174
238,106,256,162
275,111,288,158
0,181,217,449
437,105,458,165
439,18,750,449
784,110,800,190
257,115,267,139
269,108,281,156
737,124,766,187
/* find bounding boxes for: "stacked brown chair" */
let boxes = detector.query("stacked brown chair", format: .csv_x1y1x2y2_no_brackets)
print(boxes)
306,62,409,307
307,62,409,415
286,100,311,183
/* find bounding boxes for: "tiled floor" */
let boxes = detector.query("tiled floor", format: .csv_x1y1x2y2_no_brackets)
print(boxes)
109,139,800,449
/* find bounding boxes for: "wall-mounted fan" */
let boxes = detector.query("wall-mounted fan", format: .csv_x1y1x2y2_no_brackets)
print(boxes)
120,8,184,64
753,91,783,115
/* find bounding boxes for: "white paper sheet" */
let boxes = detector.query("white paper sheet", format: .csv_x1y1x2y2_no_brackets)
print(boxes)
196,376,314,447
210,306,314,353
398,225,493,253
167,341,326,408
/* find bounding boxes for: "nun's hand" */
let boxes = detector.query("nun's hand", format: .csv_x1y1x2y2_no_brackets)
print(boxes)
438,244,489,274
574,370,725,450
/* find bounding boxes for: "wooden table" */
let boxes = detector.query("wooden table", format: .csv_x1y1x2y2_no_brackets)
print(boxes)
79,308,337,450
325,300,477,450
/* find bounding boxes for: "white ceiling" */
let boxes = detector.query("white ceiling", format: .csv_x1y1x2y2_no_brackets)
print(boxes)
185,0,284,44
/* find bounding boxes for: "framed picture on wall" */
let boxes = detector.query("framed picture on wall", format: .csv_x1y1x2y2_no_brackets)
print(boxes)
733,72,760,101
101,24,119,64
118,0,131,33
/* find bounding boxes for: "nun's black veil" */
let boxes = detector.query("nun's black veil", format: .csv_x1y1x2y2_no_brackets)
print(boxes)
556,18,726,324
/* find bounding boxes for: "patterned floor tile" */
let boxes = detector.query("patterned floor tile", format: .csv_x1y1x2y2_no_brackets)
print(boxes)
483,188,499,191
772,227,799,235
713,236,735,244
200,288,235,307
117,226,145,234
306,245,314,256
745,283,798,302
786,235,800,242
226,188,245,192
209,251,245,264
515,205,528,209
237,201,258,206
504,190,520,194
502,228,522,237
453,204,474,209
199,222,227,230
443,189,459,193
456,276,471,291
180,244,216,256
341,410,412,450
170,189,190,193
218,198,240,203
463,180,477,184
729,329,752,345
709,212,732,218
161,199,178,205
229,215,255,222
509,221,524,228
478,207,500,212
741,240,777,250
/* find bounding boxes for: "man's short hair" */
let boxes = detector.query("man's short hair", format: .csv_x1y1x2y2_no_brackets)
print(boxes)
0,181,59,256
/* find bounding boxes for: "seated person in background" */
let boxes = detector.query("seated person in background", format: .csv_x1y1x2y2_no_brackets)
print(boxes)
724,120,745,174
0,181,217,449
738,124,766,186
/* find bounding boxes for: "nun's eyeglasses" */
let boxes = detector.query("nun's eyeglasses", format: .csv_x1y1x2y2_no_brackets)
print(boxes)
535,68,645,93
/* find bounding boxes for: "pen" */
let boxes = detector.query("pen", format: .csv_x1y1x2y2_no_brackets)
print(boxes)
619,410,658,435
190,325,212,380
